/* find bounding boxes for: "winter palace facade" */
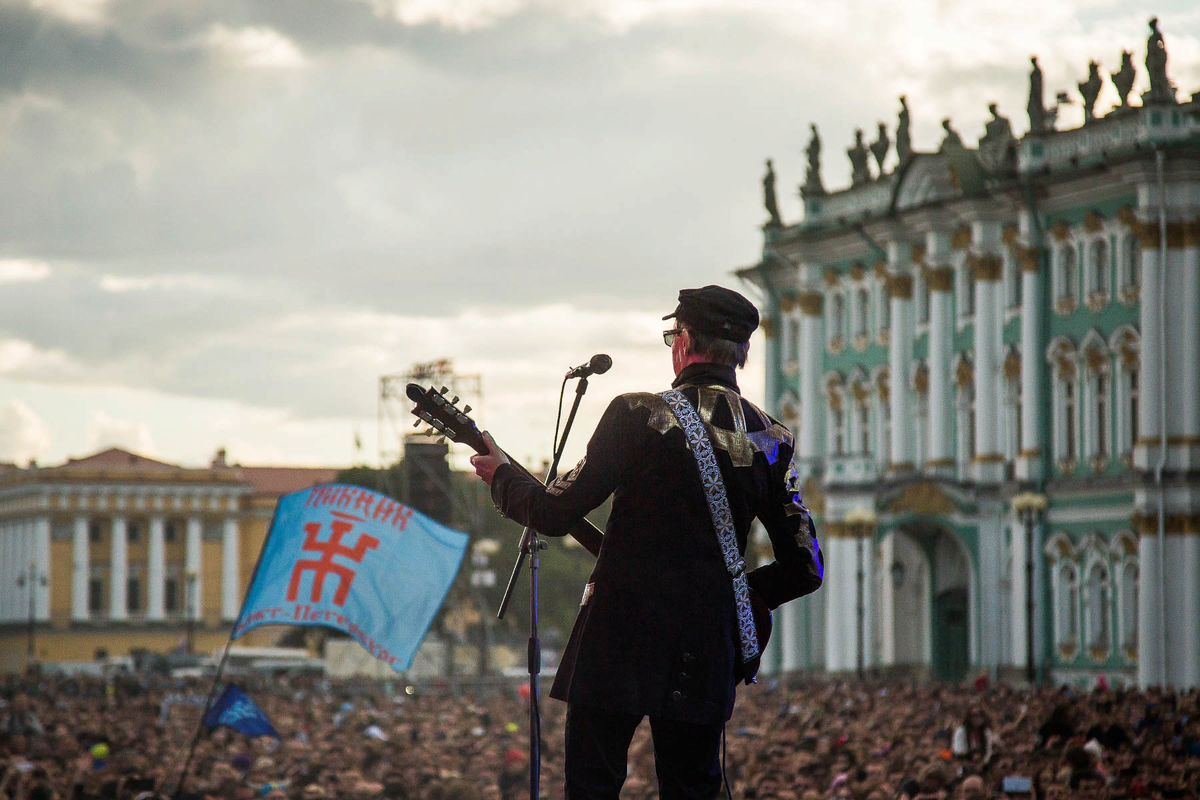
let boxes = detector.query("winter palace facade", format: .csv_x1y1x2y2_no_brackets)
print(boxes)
741,22,1200,689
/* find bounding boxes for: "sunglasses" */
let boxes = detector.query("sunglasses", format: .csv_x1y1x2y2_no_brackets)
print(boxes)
663,328,684,347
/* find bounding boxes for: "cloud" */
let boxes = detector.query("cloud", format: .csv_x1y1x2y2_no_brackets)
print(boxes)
201,24,308,69
0,398,51,464
0,259,50,283
86,410,156,455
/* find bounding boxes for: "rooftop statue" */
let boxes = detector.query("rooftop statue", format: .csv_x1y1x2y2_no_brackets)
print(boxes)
848,128,872,187
896,96,913,167
1144,17,1175,103
1027,56,1049,134
800,123,826,198
762,158,782,227
1111,50,1136,108
978,103,1016,174
1078,61,1102,123
938,118,964,152
869,122,890,176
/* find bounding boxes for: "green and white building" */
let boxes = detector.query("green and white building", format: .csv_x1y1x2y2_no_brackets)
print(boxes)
740,22,1200,689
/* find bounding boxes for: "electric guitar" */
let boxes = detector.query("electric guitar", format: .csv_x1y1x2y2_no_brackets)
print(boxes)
405,383,604,557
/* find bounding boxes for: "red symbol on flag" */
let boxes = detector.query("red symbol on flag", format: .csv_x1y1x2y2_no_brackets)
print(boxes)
286,515,380,606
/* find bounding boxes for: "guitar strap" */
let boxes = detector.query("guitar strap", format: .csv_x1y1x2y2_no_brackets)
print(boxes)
659,388,760,674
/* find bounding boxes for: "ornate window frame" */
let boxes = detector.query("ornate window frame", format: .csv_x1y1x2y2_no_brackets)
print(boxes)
1003,347,1022,463
1110,530,1138,661
912,362,929,469
1119,231,1141,304
1083,234,1111,311
1080,330,1112,471
1045,531,1079,659
1078,532,1112,661
1109,326,1140,467
954,352,975,467
873,366,891,468
849,368,872,456
827,287,846,354
1053,237,1079,315
824,372,846,457
1047,337,1080,473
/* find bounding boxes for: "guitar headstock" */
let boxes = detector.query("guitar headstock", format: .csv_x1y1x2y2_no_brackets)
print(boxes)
405,383,487,455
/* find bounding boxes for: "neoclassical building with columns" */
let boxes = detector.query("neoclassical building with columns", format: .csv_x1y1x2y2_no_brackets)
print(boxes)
740,23,1200,688
0,448,338,672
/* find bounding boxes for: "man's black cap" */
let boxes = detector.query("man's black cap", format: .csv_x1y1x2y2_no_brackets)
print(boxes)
663,285,759,344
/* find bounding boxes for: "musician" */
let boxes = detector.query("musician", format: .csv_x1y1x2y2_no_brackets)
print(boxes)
470,285,823,799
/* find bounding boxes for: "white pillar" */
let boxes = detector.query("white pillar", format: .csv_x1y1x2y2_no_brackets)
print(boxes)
927,269,955,476
780,601,801,673
1165,533,1200,688
33,517,50,622
1178,239,1200,446
186,517,203,621
72,516,90,621
878,533,896,665
1135,233,1161,470
1016,230,1043,481
147,516,166,621
1010,514,1029,671
110,515,128,621
221,516,240,621
797,292,824,474
888,268,915,473
973,256,1004,483
1137,532,1164,687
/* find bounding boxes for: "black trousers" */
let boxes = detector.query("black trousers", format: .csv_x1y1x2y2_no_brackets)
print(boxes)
563,703,723,800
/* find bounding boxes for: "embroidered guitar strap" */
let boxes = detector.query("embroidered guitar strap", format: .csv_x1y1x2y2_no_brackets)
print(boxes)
659,389,760,672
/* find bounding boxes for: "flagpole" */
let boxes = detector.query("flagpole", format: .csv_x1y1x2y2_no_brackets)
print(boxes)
169,490,290,799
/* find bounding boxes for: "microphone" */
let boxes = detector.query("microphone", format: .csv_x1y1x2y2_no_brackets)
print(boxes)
565,354,612,380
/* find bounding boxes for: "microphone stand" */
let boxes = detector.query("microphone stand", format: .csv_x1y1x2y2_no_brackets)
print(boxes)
497,374,593,800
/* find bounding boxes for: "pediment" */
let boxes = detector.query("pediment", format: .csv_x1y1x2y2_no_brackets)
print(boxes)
883,480,962,515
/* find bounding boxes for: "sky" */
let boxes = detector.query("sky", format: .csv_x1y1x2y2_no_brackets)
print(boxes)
0,0,1197,472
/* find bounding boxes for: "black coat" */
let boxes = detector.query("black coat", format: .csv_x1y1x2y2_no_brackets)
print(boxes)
490,363,823,726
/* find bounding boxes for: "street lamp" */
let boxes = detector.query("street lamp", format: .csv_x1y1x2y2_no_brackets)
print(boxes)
845,508,878,681
15,562,48,670
184,570,199,655
1012,492,1048,686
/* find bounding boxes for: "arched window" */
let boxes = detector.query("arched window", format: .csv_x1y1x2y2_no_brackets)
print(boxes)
858,400,871,455
1130,369,1139,445
1119,560,1138,655
1096,372,1109,460
1122,235,1140,288
1063,563,1079,648
1064,381,1076,462
1060,245,1077,300
1085,561,1111,657
856,287,870,336
879,285,891,333
1090,239,1109,294
831,293,845,344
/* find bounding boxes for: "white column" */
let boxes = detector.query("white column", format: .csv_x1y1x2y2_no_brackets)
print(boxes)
72,516,90,621
973,256,1004,483
33,516,50,622
888,267,915,473
186,517,203,621
780,601,801,673
797,292,824,474
1010,514,1028,670
147,516,166,621
221,516,240,621
1165,533,1200,688
110,515,128,621
1135,232,1161,470
927,271,955,476
1017,244,1043,481
1178,238,1200,448
878,533,896,665
1137,531,1164,687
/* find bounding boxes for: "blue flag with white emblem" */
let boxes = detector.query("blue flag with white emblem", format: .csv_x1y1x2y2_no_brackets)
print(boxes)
203,684,279,738
232,484,468,673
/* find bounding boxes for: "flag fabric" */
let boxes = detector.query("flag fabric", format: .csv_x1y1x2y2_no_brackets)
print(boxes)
203,685,279,738
232,484,468,673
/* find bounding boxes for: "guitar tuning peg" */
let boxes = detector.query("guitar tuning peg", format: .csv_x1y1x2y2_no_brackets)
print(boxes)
463,405,472,414
412,419,422,428
439,386,449,395
436,436,447,445
425,428,436,437
450,396,459,404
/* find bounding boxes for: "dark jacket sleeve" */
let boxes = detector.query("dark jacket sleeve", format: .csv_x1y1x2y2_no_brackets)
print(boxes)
490,396,635,536
746,458,823,610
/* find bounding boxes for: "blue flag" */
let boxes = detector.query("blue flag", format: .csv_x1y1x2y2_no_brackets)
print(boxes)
203,685,279,738
233,484,468,673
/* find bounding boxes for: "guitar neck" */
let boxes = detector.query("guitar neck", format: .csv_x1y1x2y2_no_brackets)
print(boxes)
497,448,604,558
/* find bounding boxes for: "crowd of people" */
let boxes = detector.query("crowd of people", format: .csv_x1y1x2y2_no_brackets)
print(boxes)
1,669,1198,799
